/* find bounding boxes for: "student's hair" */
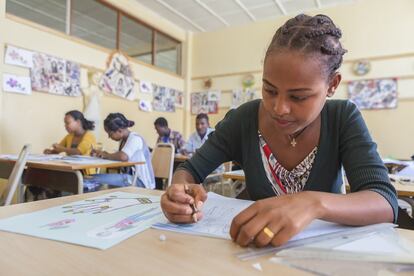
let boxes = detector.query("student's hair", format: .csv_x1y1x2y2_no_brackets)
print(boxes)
154,117,168,127
65,110,95,131
265,14,347,80
104,113,135,132
196,113,209,122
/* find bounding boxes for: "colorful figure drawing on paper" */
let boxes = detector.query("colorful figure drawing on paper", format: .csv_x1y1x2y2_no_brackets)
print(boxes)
41,218,76,230
88,207,160,239
62,195,157,215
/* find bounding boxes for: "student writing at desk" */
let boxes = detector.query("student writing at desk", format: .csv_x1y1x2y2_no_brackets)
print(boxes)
154,117,185,153
44,110,96,156
161,14,397,248
88,113,155,190
27,110,97,200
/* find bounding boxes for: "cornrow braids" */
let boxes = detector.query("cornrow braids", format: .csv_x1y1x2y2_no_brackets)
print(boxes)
104,113,134,132
266,14,347,79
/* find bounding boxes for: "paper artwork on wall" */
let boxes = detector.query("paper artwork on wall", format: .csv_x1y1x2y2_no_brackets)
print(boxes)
4,45,34,68
99,52,135,100
2,73,32,95
30,53,81,97
152,85,175,112
348,78,397,109
139,80,153,94
191,91,219,115
139,99,152,112
208,90,221,102
175,90,184,108
231,88,258,109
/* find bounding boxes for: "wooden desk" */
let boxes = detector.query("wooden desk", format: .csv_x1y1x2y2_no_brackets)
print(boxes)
0,187,413,275
0,157,144,197
174,154,190,163
223,170,245,181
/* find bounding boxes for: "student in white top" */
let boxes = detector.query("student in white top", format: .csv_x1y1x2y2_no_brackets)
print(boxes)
182,113,214,155
86,113,155,191
182,113,224,174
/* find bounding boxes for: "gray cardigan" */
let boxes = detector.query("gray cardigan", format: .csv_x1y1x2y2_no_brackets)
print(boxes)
179,99,398,221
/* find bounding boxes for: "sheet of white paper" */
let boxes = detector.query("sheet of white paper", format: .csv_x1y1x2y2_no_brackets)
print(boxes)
0,154,63,162
153,192,253,239
2,73,32,95
0,192,163,250
59,155,120,165
333,234,408,254
4,45,34,68
153,192,359,242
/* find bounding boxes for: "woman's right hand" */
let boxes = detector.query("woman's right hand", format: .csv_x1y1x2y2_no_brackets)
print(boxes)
44,148,53,154
161,183,207,224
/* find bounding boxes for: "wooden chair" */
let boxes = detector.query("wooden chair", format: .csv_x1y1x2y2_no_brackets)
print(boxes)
0,144,30,206
151,143,175,189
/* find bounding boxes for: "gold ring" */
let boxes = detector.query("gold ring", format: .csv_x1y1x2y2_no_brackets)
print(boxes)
263,227,274,239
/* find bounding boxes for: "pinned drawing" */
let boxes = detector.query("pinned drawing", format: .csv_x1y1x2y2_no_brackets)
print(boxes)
191,91,219,114
175,90,184,107
139,80,153,94
30,52,81,96
231,88,258,109
348,78,397,109
139,99,152,112
152,85,176,112
4,44,34,68
99,51,135,100
2,73,32,95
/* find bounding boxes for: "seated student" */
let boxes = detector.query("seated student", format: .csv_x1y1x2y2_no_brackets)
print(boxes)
44,110,96,156
154,117,185,153
160,14,397,248
27,110,96,200
182,113,224,174
182,113,214,155
87,113,155,190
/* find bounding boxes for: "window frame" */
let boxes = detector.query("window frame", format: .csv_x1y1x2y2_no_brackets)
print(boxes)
5,0,182,76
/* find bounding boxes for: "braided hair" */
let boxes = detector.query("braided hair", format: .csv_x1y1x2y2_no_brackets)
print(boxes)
65,110,95,131
104,113,135,132
266,14,347,80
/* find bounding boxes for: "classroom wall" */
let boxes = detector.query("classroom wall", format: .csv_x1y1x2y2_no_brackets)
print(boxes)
0,0,189,154
190,0,414,159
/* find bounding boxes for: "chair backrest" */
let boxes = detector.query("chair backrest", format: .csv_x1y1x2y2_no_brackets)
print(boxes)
151,143,175,188
0,144,31,206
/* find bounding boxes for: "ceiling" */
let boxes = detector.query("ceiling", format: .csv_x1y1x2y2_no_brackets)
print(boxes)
134,0,355,32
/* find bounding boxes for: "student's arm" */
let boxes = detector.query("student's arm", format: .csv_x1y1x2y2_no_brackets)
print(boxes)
97,150,128,161
229,101,396,248
45,136,68,154
98,134,141,162
162,110,240,223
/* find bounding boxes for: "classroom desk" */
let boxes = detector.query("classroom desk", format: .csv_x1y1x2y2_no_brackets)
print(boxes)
0,157,144,198
0,187,413,275
223,170,414,197
174,153,190,163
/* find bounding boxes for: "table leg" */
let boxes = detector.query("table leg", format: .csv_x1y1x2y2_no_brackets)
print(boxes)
75,170,83,194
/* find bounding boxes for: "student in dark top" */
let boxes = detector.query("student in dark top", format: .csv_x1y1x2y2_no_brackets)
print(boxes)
160,14,397,248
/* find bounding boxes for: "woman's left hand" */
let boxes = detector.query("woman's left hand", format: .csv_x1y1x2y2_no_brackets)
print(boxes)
229,191,324,247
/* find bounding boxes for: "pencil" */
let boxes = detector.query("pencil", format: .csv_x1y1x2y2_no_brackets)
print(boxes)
184,184,198,223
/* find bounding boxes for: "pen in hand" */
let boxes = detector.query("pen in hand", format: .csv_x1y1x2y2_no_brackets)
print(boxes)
184,184,198,223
